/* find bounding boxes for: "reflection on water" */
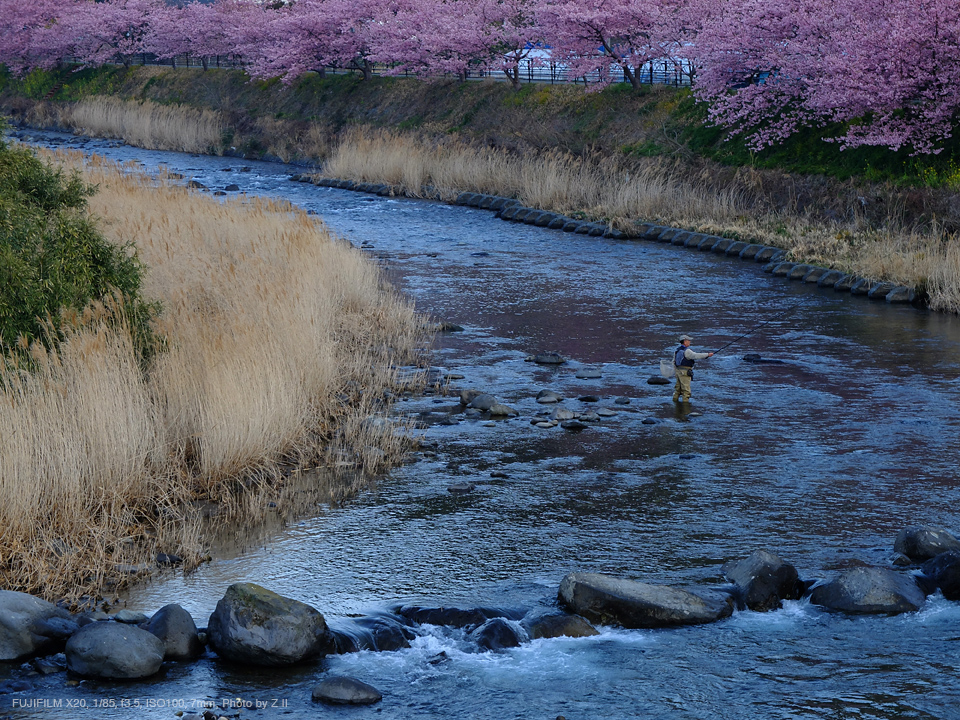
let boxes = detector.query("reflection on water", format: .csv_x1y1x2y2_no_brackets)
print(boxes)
9,131,960,720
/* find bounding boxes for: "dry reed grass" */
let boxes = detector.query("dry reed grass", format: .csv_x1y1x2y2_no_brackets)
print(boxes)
0,150,427,602
66,97,224,154
323,128,960,312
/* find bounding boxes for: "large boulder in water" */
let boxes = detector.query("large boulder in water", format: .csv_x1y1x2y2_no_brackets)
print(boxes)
722,550,803,611
0,591,75,661
894,525,960,562
809,567,925,615
65,622,164,679
919,552,960,600
144,604,204,660
557,572,733,628
207,583,332,666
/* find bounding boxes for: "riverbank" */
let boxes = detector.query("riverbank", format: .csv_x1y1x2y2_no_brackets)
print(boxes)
4,66,960,312
0,148,427,603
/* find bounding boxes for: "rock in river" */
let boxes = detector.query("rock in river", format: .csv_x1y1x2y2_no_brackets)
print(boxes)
536,390,563,404
919,551,960,600
558,572,733,628
207,583,332,666
809,567,925,615
470,618,524,651
894,525,960,562
144,603,204,660
65,622,164,679
524,611,599,639
722,550,803,611
312,676,382,705
467,393,498,411
531,352,566,365
0,590,75,661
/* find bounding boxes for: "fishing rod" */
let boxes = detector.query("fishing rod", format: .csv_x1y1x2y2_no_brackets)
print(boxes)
712,303,801,356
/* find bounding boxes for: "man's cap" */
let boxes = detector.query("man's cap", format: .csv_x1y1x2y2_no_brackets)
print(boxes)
679,334,693,341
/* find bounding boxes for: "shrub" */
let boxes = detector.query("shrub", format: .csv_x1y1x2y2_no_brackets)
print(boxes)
0,123,152,353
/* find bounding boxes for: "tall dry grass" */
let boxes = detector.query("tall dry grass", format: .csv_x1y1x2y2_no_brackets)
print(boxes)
66,97,224,154
0,150,426,601
322,128,960,312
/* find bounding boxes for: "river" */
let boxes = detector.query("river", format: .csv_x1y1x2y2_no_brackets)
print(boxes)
7,131,960,720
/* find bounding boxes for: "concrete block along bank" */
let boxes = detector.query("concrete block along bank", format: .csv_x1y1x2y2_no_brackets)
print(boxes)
300,176,922,309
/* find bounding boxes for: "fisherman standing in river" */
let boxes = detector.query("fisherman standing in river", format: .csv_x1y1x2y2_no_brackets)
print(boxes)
673,334,714,403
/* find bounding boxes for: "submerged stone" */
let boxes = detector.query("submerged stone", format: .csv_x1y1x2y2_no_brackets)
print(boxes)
532,352,566,365
470,618,523,651
524,612,599,639
312,676,382,705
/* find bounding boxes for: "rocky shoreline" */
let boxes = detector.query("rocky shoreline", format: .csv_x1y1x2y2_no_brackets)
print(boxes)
296,176,924,309
1,524,957,715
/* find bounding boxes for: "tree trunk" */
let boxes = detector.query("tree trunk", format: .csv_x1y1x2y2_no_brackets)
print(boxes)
358,59,372,81
622,64,640,90
503,67,521,90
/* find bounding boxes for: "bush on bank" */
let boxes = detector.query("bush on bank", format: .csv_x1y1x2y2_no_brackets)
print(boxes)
0,122,151,354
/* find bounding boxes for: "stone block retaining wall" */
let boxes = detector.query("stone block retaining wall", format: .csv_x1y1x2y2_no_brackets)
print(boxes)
298,176,921,308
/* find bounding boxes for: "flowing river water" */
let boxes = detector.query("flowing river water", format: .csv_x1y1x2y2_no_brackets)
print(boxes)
7,132,960,720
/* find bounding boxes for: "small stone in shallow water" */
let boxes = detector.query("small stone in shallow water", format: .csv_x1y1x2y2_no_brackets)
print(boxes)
679,454,696,459
536,390,563,404
312,676,383,705
447,483,475,494
647,377,670,385
535,422,555,429
490,471,509,478
615,397,631,404
578,395,600,402
561,420,588,431
575,369,602,379
531,352,566,365
641,418,658,425
596,408,618,417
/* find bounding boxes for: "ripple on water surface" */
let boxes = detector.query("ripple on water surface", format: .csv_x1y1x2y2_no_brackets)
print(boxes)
14,131,960,720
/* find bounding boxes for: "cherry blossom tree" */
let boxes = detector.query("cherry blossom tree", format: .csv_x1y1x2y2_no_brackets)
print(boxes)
692,0,960,153
241,0,394,82
537,0,689,89
58,0,167,68
0,1,85,73
187,0,261,69
143,3,189,67
4,0,960,153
